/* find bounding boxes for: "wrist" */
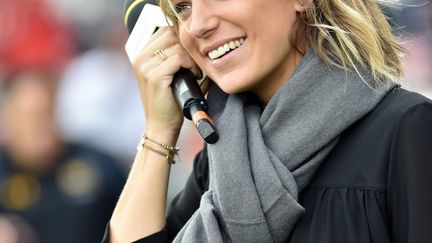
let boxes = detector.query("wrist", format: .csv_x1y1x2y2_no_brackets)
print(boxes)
136,134,179,164
144,128,180,147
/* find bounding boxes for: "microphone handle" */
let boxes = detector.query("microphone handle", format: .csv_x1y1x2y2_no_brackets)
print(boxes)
172,68,219,144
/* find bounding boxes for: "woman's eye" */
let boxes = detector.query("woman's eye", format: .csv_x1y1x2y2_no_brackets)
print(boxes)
175,2,192,14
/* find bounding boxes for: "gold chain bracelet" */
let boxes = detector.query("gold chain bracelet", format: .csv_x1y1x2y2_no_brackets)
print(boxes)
144,135,179,153
136,133,179,164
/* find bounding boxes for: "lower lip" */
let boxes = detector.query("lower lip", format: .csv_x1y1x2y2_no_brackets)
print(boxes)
209,41,245,68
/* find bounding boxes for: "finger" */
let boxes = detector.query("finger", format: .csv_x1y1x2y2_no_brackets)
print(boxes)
148,28,203,78
147,26,173,43
146,27,178,53
131,27,177,63
168,44,202,79
147,44,201,80
133,55,161,83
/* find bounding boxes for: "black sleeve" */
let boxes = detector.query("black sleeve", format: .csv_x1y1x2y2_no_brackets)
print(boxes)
100,147,209,243
387,102,432,243
166,146,209,240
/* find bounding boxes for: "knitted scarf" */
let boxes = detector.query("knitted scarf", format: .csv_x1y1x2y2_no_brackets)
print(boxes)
174,50,394,242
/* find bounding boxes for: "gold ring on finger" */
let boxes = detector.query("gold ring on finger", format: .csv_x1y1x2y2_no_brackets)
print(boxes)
154,49,167,60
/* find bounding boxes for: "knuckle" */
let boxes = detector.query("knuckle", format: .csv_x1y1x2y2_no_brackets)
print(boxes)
171,53,182,63
137,62,150,74
147,69,158,82
173,43,183,51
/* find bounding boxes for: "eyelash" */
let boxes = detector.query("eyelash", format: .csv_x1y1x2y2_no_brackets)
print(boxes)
174,2,192,14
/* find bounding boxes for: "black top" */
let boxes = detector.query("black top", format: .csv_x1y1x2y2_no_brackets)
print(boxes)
103,88,432,243
0,143,126,243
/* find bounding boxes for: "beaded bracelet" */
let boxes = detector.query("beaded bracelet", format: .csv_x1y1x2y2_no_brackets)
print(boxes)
144,135,179,153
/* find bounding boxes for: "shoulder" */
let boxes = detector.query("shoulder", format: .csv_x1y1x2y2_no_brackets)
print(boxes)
376,88,432,156
381,89,432,242
347,87,432,145
384,88,432,175
306,88,432,189
369,87,432,126
364,87,432,185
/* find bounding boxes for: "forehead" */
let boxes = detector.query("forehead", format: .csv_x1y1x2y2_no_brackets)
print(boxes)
6,74,54,107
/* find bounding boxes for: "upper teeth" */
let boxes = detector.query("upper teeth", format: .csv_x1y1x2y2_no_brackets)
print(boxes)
208,38,245,60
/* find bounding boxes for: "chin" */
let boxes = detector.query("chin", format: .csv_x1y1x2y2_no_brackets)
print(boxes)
212,74,253,95
216,82,247,95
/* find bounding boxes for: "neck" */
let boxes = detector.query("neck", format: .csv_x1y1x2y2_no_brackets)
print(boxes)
253,49,305,105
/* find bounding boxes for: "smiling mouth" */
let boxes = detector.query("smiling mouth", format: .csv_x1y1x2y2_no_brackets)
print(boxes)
208,38,245,60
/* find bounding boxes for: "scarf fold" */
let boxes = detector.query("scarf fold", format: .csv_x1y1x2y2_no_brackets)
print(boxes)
174,50,394,243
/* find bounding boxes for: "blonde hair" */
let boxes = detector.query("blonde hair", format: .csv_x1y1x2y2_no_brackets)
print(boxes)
160,0,405,84
159,0,182,27
298,0,405,84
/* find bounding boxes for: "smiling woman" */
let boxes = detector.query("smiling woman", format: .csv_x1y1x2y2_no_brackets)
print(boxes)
164,0,306,102
104,0,432,242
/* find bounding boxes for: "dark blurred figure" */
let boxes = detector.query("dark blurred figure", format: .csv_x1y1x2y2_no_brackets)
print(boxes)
0,71,126,243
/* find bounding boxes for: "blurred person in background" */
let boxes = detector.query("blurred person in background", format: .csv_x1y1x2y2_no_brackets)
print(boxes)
0,0,74,149
1,0,199,207
0,71,126,243
0,1,126,242
54,14,146,167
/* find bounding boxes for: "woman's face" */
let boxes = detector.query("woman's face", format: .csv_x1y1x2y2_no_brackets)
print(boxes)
175,0,305,102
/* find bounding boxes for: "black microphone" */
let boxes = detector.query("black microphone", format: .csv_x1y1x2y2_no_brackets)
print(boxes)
123,0,219,144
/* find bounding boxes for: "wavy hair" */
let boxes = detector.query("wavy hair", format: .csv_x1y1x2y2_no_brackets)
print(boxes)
297,0,405,84
160,0,405,84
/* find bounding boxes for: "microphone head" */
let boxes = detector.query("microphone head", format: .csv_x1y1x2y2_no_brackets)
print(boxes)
123,0,159,34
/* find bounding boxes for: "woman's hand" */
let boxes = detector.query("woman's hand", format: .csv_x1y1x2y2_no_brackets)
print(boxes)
109,27,203,243
132,27,201,136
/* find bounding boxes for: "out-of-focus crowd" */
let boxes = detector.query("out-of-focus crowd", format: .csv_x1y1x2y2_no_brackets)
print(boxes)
0,0,430,242
0,0,202,242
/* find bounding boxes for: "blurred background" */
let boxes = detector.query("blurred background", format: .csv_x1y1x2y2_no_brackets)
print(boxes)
0,0,430,242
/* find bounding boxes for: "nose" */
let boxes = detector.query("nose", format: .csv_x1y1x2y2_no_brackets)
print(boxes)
186,0,218,39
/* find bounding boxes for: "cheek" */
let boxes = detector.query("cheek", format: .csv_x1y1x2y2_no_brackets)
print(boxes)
178,28,188,47
178,28,198,56
259,16,299,65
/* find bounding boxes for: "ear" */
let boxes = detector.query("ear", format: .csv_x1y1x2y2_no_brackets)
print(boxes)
294,0,310,13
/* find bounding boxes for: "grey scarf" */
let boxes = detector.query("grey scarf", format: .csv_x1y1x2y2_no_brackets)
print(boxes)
174,50,394,242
